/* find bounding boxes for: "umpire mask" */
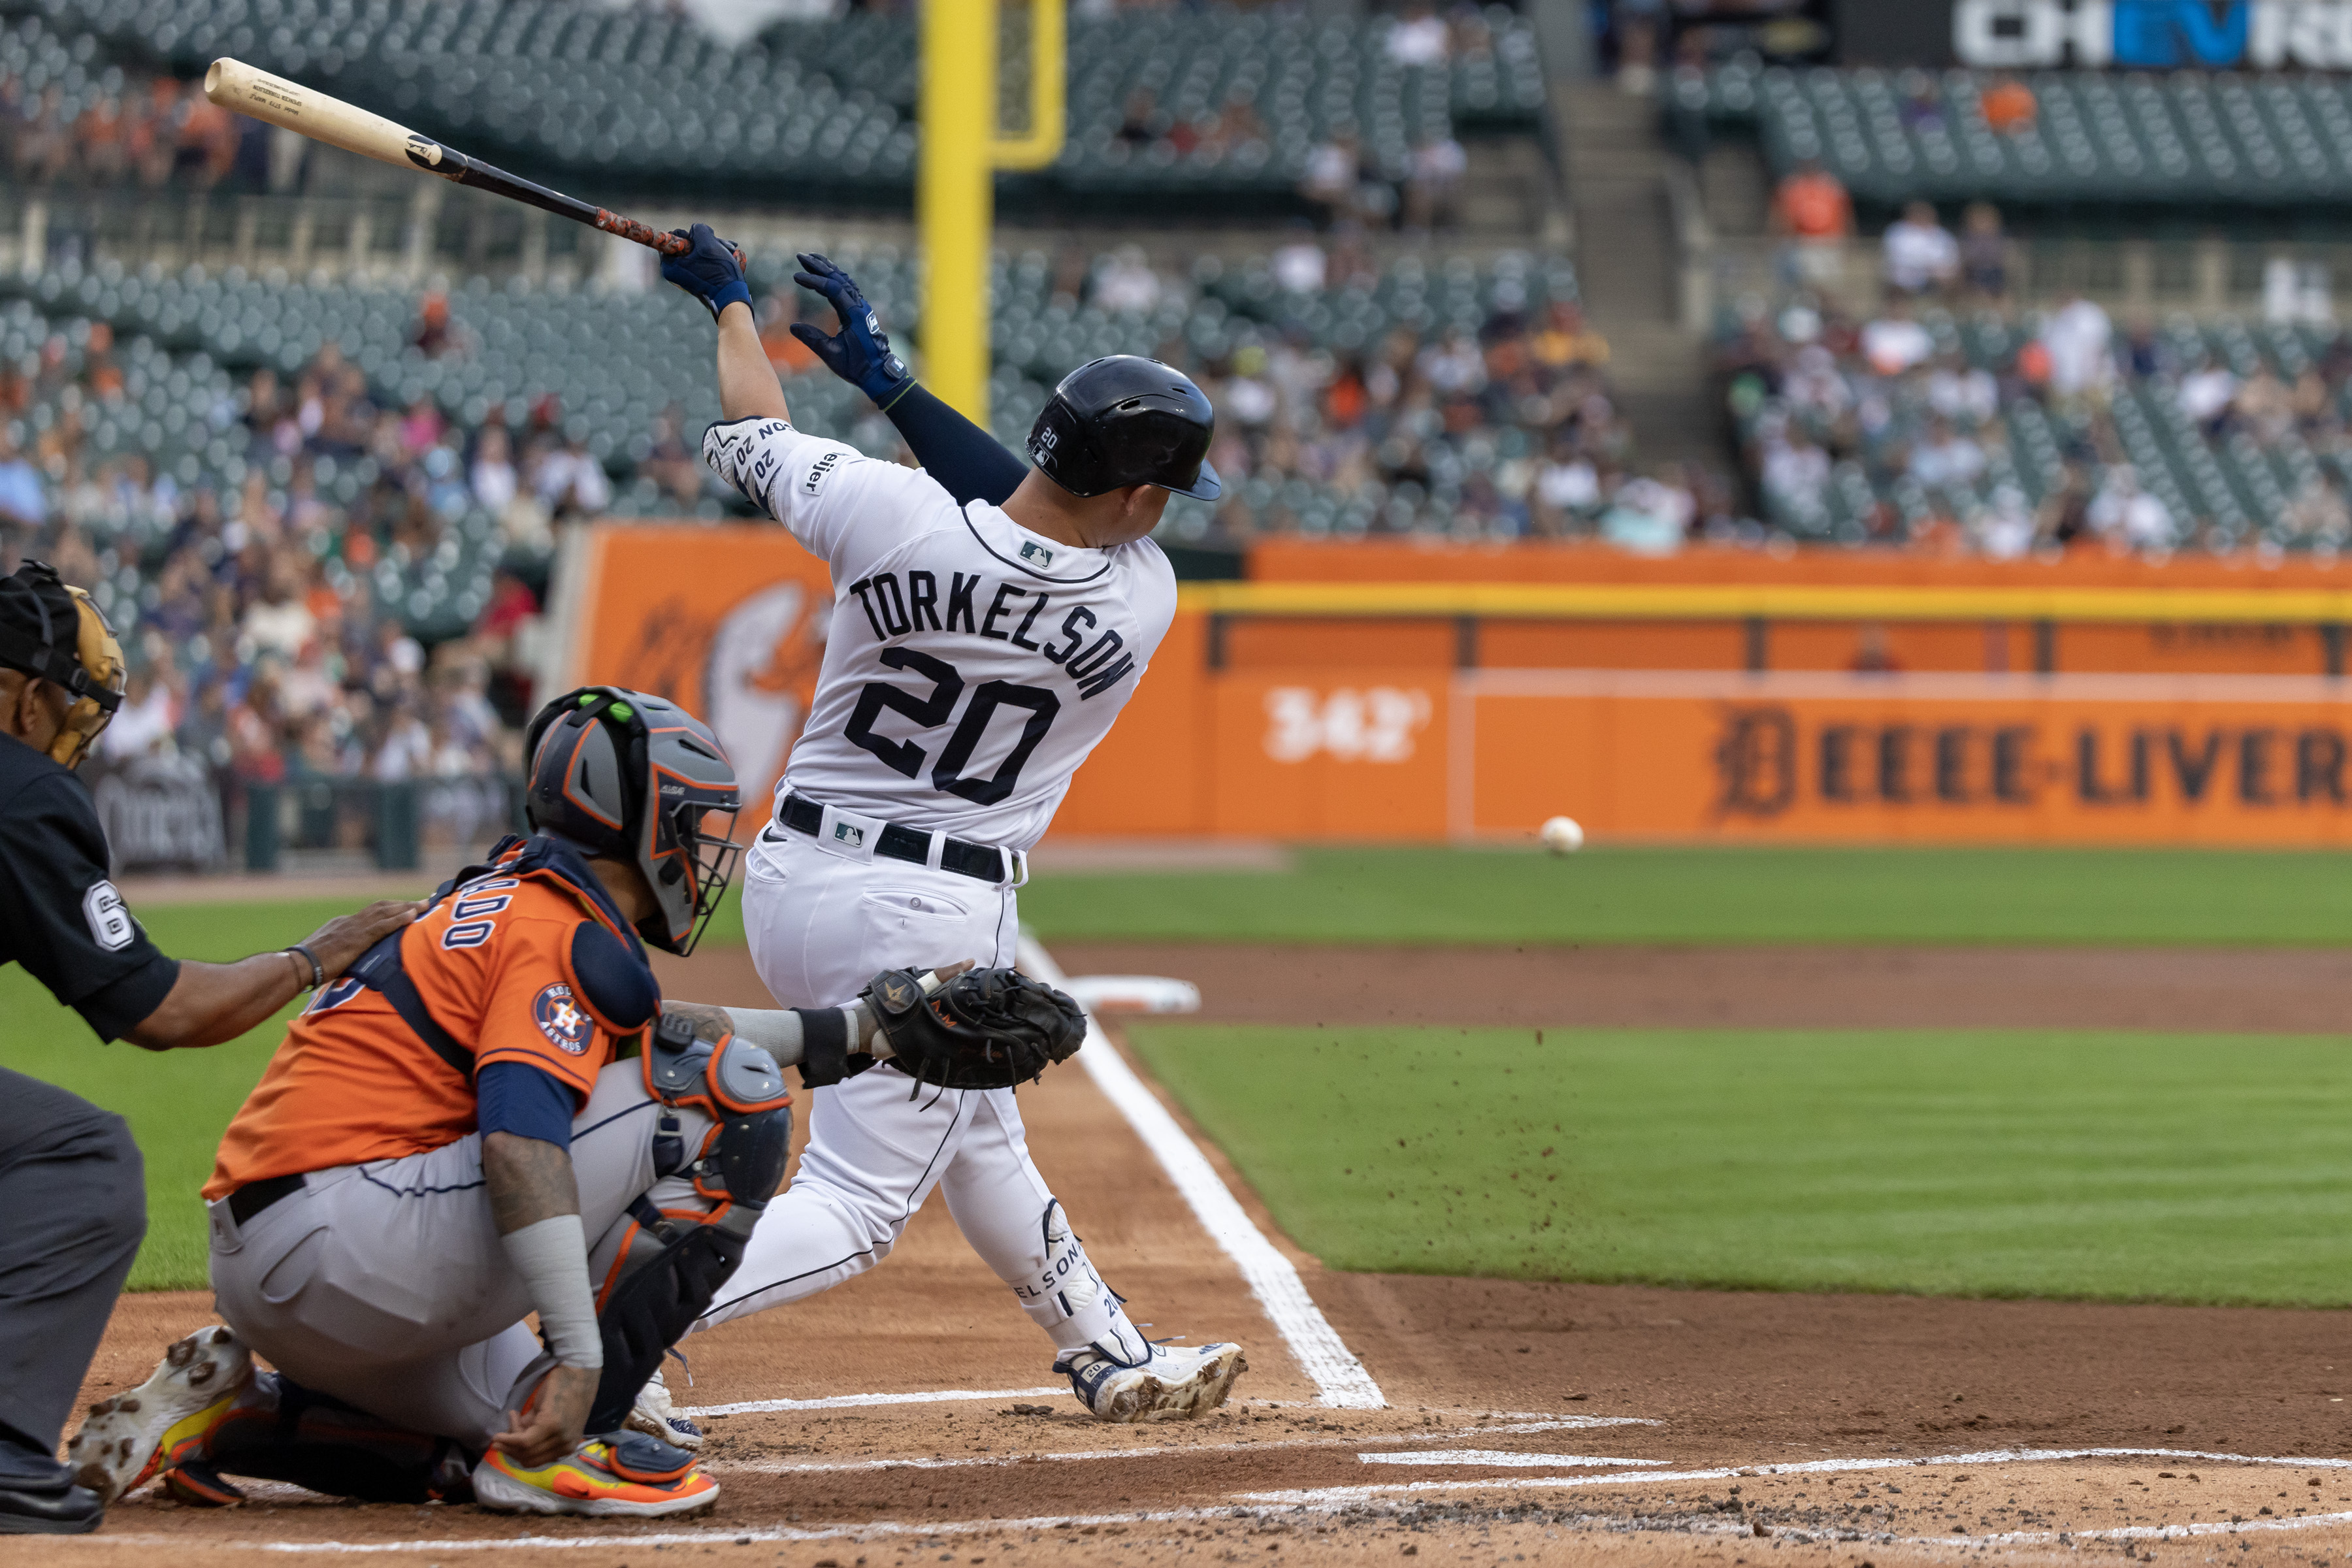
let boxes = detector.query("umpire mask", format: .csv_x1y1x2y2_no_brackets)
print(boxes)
0,561,124,769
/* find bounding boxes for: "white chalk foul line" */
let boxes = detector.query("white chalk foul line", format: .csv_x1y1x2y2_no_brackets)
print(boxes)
681,1384,1069,1418
1914,1507,2352,1547
1358,1450,1669,1469
707,1418,1654,1477
73,1509,1249,1556
1018,932,1384,1411
1233,1445,2352,1506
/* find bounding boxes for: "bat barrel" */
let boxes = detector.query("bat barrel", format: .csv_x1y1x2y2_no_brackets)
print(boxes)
204,56,694,260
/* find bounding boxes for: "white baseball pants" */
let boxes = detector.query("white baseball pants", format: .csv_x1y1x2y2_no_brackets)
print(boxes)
693,825,1138,1358
208,1061,718,1447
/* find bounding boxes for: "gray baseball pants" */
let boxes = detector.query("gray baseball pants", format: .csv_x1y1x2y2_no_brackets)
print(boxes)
208,1060,716,1448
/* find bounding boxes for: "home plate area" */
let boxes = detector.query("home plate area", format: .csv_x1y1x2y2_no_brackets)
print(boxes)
49,1380,2352,1567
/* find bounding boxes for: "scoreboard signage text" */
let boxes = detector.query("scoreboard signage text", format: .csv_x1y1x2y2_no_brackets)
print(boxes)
1955,0,2352,69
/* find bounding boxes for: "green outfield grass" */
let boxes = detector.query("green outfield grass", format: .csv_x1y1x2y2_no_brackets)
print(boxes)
0,899,432,1291
1127,1022,2352,1305
1022,844,2352,946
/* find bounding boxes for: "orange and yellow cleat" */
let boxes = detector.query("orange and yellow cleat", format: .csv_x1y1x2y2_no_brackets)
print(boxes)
67,1326,253,1504
473,1433,719,1518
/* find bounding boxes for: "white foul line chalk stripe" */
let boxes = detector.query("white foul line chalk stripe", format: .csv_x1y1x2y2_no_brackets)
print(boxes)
1019,932,1385,1410
1357,1450,1669,1469
708,1418,1656,1476
681,1384,1068,1418
1235,1443,2352,1506
1913,1507,2352,1546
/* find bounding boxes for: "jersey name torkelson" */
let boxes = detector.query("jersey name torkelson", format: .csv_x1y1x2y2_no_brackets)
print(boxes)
844,568,1137,702
702,416,1179,849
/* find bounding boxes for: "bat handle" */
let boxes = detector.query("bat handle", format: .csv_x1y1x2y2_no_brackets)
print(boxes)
634,223,745,272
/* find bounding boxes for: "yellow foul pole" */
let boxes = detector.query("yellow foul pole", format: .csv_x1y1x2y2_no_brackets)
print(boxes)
919,0,1064,428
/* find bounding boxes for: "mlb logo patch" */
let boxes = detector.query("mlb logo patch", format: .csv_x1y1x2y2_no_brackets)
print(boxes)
534,983,594,1055
834,822,865,847
1020,541,1054,566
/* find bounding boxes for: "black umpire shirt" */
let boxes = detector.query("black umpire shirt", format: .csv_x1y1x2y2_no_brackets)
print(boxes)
0,731,178,1039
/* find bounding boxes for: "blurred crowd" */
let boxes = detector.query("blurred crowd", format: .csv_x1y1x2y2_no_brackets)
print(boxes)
1716,193,2352,556
1,69,273,194
0,321,621,848
1081,232,1746,546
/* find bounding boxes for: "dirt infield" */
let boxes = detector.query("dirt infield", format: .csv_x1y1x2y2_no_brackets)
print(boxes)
1047,939,2352,1032
56,939,2352,1564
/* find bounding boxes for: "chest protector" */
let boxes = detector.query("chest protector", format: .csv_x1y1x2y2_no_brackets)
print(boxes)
342,834,662,1082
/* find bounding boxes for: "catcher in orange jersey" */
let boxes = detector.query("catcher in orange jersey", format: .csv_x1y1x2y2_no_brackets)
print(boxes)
73,687,777,1520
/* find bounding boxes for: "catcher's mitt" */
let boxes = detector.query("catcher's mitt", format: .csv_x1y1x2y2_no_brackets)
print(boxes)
862,966,1087,1094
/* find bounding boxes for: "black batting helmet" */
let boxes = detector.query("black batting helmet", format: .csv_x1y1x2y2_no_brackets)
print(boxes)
523,687,743,956
1026,355,1222,502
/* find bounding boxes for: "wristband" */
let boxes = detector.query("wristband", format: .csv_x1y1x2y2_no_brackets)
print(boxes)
710,279,754,318
284,944,324,990
500,1214,603,1369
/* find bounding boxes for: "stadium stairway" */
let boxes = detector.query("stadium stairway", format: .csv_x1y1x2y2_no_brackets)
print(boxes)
1560,84,1718,464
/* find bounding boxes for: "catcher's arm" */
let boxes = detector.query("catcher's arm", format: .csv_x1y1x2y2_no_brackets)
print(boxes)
662,965,970,1079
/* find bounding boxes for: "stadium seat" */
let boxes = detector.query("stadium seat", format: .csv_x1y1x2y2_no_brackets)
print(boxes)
22,3,1543,207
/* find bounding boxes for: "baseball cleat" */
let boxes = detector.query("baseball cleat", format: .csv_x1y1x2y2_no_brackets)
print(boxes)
1058,1341,1247,1423
67,1324,253,1503
625,1371,704,1451
472,1433,719,1518
157,1459,246,1508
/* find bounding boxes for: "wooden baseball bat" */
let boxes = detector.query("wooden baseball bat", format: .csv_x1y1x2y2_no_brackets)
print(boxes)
203,57,689,257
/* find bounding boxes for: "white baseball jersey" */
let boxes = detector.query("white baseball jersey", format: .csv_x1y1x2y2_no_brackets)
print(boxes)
702,416,1178,850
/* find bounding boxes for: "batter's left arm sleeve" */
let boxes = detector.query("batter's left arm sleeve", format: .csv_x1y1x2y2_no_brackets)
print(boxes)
881,384,1030,508
702,416,951,581
0,772,178,1041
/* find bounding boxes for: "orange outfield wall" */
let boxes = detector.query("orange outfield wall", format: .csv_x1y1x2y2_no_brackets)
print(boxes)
1245,537,2352,590
560,526,2352,846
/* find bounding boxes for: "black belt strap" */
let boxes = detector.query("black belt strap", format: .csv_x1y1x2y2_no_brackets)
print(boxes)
346,930,476,1083
227,1171,304,1227
778,793,1010,885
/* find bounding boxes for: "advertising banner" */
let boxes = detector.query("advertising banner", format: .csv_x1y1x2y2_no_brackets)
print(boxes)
1829,1,2352,71
558,525,836,814
1458,670,2352,845
553,526,2352,846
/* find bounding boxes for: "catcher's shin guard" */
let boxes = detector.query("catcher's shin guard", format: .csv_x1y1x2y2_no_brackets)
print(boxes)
581,1018,794,1433
585,1211,756,1435
197,1373,475,1505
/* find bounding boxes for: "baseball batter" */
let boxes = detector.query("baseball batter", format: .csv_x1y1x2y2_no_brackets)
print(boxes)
656,225,1245,1421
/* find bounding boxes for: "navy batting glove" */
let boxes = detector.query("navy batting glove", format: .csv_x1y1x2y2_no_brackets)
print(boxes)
662,223,753,321
789,252,913,408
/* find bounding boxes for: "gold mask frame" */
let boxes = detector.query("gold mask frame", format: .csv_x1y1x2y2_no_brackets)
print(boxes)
48,585,124,769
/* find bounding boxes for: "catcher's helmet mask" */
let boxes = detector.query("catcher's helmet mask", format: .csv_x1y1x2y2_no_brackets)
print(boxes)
523,686,743,956
1026,355,1222,502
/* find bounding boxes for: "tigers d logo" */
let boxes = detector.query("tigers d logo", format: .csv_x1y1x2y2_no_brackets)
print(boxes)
1714,705,1798,818
534,983,593,1055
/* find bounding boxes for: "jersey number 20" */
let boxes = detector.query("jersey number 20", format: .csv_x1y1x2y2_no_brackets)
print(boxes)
845,648,1060,806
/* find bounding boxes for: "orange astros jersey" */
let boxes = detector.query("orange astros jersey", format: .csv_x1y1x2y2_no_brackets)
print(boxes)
206,842,655,1200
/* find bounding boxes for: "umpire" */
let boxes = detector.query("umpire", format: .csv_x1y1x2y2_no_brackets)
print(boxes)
0,561,416,1533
